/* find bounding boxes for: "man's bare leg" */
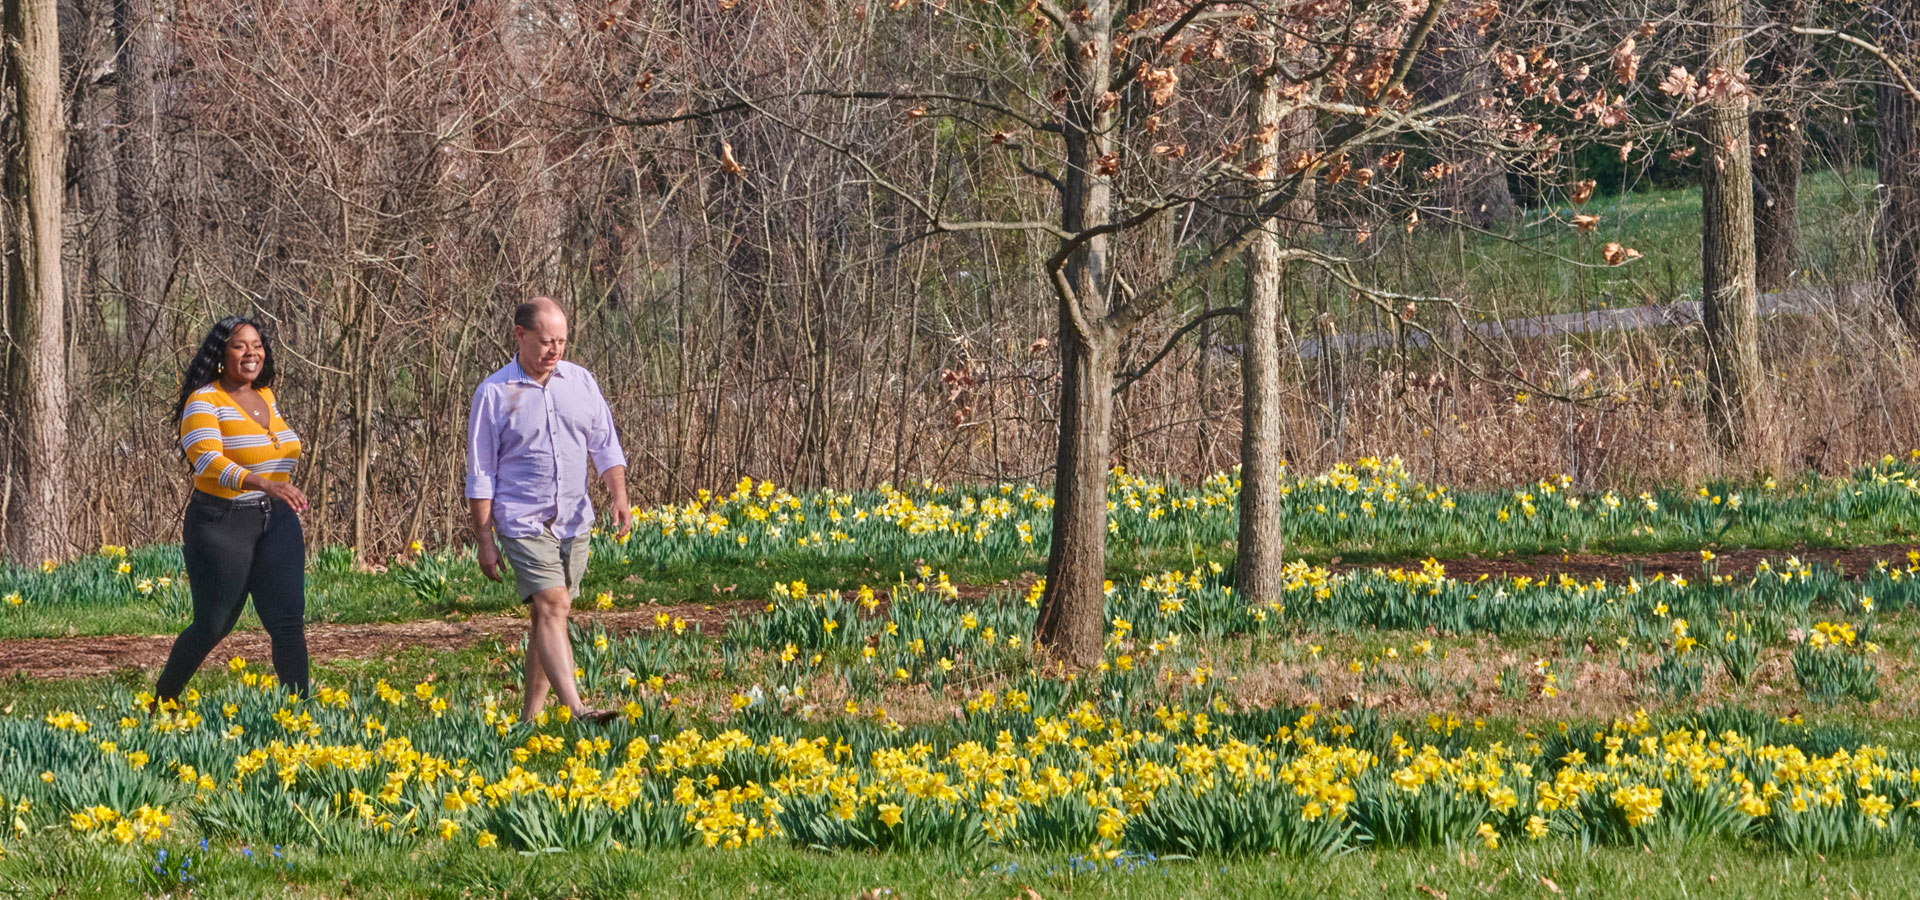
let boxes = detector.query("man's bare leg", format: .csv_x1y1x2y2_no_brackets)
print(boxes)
520,627,553,722
526,586,591,718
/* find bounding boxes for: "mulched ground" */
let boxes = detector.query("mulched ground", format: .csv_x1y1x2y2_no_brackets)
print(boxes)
1346,543,1920,582
5,543,1914,682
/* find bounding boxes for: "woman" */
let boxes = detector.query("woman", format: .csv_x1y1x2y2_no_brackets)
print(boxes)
154,316,311,705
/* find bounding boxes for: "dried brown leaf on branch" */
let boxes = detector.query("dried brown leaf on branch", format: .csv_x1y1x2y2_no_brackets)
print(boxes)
1141,65,1180,106
1611,37,1639,82
1571,213,1599,231
1570,179,1596,204
1495,50,1526,80
720,141,746,177
1602,241,1641,265
1657,65,1697,99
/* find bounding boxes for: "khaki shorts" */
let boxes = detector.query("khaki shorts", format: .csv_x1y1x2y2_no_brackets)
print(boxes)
498,531,590,603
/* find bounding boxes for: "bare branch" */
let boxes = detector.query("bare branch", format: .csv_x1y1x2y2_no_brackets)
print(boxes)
1113,304,1243,394
1789,25,1920,104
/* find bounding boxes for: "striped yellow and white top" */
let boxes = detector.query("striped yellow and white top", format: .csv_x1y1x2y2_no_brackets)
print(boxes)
179,383,302,499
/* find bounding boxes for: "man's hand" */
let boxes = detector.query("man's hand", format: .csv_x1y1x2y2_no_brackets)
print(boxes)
477,536,503,582
469,497,501,582
602,465,632,539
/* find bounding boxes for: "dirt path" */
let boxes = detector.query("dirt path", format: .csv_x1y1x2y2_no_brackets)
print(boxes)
0,602,760,682
6,544,1913,682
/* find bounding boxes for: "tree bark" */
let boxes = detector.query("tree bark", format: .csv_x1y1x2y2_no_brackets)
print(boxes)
116,0,169,346
3,0,73,562
1875,0,1920,337
1418,17,1514,227
1698,0,1776,464
1235,61,1287,610
1034,0,1115,667
1751,0,1805,292
1036,321,1113,666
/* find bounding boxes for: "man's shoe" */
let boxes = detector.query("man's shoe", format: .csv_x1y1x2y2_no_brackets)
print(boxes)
576,707,620,725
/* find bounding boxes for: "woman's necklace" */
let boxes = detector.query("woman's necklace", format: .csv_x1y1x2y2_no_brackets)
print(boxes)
223,381,278,445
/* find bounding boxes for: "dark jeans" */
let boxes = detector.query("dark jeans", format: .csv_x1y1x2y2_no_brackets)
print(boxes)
155,490,309,700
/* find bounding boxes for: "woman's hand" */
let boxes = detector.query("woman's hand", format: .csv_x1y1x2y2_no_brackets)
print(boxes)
263,480,310,513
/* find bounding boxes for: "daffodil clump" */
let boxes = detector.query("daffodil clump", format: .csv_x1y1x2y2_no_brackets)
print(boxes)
8,670,1920,862
10,455,1920,613
1792,621,1883,705
586,456,1920,571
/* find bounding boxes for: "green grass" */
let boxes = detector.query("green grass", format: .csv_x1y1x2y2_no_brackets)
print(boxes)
5,830,1917,899
12,513,1920,644
5,580,1920,894
0,551,1039,641
1330,167,1878,325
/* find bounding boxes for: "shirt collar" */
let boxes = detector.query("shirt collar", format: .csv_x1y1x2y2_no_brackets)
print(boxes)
508,357,568,385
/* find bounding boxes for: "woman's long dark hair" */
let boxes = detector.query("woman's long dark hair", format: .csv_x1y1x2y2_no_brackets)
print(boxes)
172,316,278,428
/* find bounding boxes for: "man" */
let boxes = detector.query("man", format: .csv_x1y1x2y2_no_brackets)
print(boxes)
466,297,630,723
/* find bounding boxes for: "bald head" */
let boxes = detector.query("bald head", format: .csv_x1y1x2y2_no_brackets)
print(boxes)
513,296,566,330
512,297,569,382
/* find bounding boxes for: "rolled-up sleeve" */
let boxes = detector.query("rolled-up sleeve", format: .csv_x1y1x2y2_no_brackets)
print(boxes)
585,376,627,476
465,384,498,499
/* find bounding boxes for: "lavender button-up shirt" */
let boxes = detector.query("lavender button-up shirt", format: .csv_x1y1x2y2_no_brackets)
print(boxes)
465,358,627,540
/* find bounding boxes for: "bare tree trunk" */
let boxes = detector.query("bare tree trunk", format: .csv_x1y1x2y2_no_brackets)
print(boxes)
1751,0,1805,292
1037,322,1113,665
350,286,375,561
3,0,73,562
116,0,169,346
1875,0,1920,337
1236,60,1286,609
1034,0,1114,667
1419,17,1514,227
1751,110,1802,291
1698,0,1776,464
